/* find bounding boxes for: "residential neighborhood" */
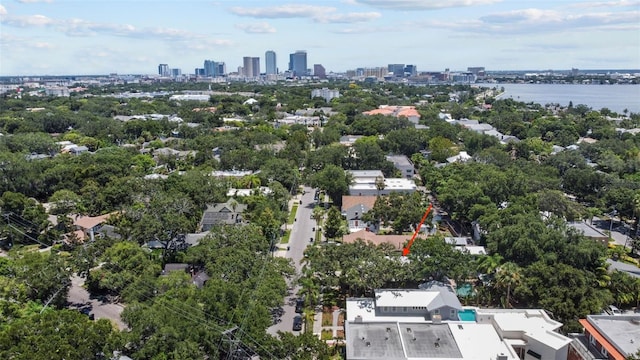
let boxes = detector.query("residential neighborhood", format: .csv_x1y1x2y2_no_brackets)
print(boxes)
0,78,639,360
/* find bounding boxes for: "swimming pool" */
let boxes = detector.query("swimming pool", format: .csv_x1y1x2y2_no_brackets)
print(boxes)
458,309,476,322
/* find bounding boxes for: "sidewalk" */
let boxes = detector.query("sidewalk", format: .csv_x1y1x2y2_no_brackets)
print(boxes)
315,308,344,340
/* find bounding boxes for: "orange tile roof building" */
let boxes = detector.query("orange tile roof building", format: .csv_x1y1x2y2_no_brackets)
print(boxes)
362,105,421,124
342,229,420,250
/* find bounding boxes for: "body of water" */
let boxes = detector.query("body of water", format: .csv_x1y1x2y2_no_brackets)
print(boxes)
495,83,640,114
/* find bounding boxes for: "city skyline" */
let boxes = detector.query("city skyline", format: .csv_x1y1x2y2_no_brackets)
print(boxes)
0,0,639,76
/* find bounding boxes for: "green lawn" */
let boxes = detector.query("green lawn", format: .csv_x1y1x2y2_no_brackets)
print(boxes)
281,230,291,244
288,205,298,224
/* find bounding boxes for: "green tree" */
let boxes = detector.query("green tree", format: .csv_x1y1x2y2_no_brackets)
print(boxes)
309,164,352,206
324,206,345,240
0,310,120,360
428,136,456,163
9,251,71,308
87,241,161,301
495,262,522,308
48,189,83,215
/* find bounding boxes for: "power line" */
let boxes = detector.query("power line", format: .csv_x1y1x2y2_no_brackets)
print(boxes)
91,243,281,359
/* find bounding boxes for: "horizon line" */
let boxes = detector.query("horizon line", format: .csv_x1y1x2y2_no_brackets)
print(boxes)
2,68,640,78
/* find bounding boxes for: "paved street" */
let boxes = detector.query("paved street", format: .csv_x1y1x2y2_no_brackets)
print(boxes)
67,274,128,330
268,185,318,336
607,259,640,278
591,216,634,248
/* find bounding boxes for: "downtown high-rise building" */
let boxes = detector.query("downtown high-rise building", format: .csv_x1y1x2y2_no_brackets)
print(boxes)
388,64,405,77
243,56,260,77
204,60,225,77
404,64,417,77
265,50,277,75
158,64,169,77
313,64,326,79
289,50,307,77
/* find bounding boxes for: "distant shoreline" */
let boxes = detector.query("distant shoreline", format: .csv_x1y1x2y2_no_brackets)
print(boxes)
497,83,640,113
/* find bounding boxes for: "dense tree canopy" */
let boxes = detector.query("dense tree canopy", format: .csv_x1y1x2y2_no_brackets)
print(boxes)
1,80,639,355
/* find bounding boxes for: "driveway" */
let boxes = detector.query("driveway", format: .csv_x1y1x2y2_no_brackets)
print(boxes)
67,274,128,330
268,186,318,336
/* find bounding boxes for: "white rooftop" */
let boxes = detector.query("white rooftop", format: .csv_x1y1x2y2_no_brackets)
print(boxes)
227,187,272,197
460,246,487,255
376,289,440,308
350,170,385,179
446,151,472,163
476,309,570,350
450,322,519,360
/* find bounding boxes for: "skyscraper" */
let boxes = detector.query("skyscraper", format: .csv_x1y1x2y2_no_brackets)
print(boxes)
265,50,276,75
252,57,260,77
289,50,307,77
243,57,252,77
388,64,405,77
404,65,417,77
313,64,326,79
158,64,169,77
243,56,260,77
217,62,226,76
204,60,225,77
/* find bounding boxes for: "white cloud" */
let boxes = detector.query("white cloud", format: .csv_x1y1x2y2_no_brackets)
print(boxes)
16,0,53,3
479,8,561,23
0,5,6,16
479,8,640,29
0,32,55,49
229,4,381,23
351,0,502,10
229,4,335,18
2,14,55,26
569,0,640,8
316,12,381,23
32,41,55,48
330,24,402,34
425,8,640,34
235,22,276,34
0,11,234,44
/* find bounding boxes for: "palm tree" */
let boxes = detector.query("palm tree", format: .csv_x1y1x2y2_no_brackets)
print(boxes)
238,175,260,189
476,253,503,277
633,192,640,253
594,260,612,288
495,262,522,308
312,206,325,225
375,175,386,196
299,272,320,310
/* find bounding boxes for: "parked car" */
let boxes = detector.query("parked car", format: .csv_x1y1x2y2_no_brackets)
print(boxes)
292,315,303,331
79,308,95,320
608,305,622,315
295,298,304,313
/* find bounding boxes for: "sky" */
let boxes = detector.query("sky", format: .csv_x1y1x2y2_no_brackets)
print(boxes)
0,0,639,76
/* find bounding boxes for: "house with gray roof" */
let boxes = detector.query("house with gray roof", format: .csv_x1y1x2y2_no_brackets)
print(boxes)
342,195,378,233
386,155,415,179
365,286,462,321
199,200,247,231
